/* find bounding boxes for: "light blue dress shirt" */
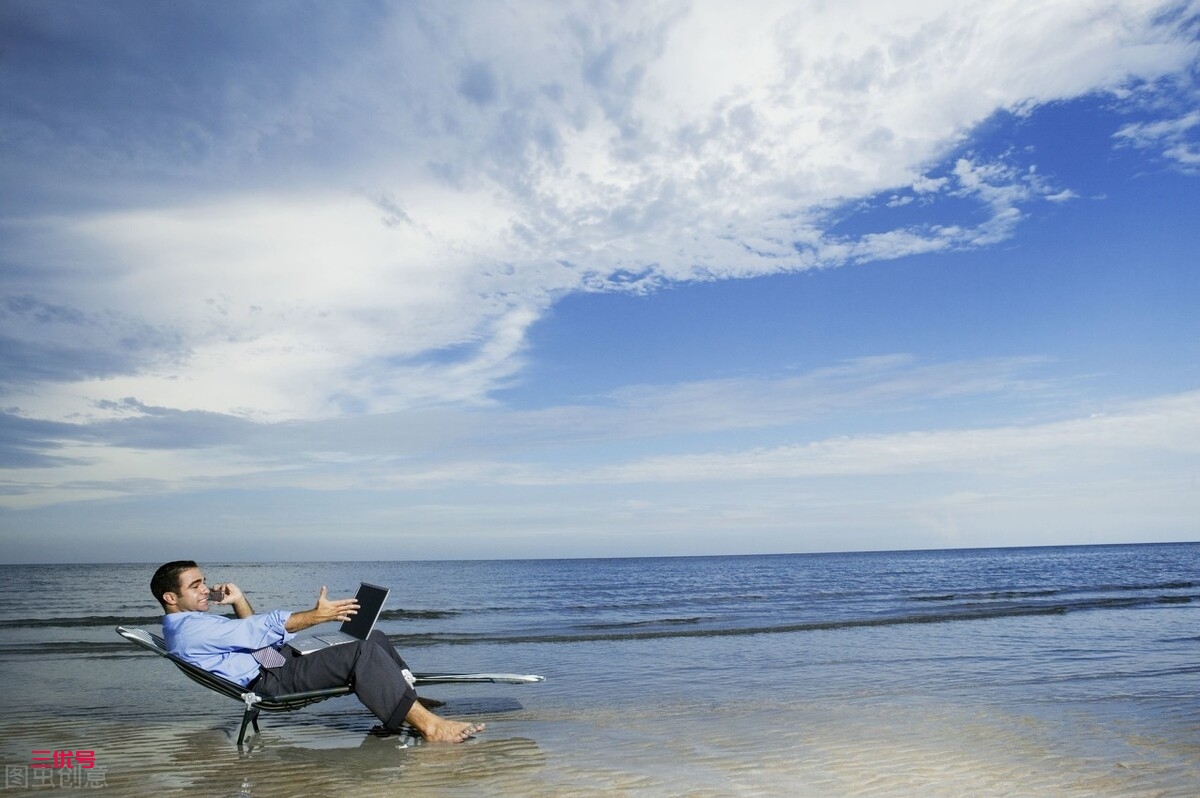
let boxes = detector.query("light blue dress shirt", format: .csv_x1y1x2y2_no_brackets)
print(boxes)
162,610,294,687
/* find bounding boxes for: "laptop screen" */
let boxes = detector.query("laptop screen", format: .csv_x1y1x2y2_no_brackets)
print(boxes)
340,582,389,639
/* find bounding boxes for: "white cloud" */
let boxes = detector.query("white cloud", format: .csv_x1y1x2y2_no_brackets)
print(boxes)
2,0,1198,425
4,354,1182,508
0,354,1061,505
1115,110,1200,172
2,365,1196,555
573,391,1200,485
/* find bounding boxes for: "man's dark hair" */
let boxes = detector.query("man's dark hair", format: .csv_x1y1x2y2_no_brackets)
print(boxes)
151,560,198,611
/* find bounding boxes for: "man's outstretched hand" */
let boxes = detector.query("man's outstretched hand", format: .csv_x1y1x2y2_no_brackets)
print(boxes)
313,586,359,623
285,587,359,632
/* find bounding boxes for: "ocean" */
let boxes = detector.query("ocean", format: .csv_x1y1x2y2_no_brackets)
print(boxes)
0,543,1196,796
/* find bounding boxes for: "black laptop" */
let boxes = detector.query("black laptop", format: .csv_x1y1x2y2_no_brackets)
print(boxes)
286,582,390,655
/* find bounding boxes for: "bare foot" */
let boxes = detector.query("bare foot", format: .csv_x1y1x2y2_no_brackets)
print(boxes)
422,718,486,743
405,700,485,743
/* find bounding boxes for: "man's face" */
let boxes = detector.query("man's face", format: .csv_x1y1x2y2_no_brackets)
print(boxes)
165,566,212,613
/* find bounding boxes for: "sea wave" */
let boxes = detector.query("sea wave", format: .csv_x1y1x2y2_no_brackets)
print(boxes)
0,607,458,630
909,580,1196,603
379,608,459,621
387,590,1197,647
0,614,164,630
2,586,1191,657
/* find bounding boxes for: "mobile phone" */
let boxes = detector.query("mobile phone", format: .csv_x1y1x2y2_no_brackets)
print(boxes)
209,586,224,602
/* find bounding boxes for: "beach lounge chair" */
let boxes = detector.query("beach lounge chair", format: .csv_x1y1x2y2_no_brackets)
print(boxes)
115,625,543,747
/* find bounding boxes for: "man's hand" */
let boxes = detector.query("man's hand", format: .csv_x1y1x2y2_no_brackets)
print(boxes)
312,586,359,623
208,582,244,605
209,581,254,618
285,587,359,633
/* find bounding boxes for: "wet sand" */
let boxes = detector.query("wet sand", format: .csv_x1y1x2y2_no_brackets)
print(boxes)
3,681,1195,797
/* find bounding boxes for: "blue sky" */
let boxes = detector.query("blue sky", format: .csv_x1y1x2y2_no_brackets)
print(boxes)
2,1,1198,563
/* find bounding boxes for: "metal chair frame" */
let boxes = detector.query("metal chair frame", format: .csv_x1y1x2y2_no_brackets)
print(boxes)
116,625,543,747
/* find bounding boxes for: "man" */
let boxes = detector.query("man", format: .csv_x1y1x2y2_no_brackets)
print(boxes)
151,560,484,743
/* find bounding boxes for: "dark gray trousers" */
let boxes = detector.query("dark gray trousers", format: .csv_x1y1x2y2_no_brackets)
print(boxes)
257,629,417,730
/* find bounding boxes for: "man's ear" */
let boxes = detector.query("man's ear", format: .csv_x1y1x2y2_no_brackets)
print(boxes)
162,591,179,609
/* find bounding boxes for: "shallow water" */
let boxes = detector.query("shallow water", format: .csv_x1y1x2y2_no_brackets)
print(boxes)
1,544,1197,795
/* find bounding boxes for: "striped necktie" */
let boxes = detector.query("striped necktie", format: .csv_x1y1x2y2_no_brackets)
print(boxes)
252,644,286,669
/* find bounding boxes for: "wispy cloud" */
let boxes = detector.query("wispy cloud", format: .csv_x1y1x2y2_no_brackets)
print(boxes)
3,1,1197,425
1,1,1198,553
0,295,187,386
10,381,1193,558
0,354,1134,506
574,391,1200,485
1115,109,1200,173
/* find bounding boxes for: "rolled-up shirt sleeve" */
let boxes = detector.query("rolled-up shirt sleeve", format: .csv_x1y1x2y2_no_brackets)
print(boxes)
163,610,294,686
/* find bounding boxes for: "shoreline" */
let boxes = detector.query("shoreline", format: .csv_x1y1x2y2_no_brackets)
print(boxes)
3,687,1195,797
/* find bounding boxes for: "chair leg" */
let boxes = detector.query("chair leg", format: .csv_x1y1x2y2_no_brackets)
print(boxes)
237,707,260,748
